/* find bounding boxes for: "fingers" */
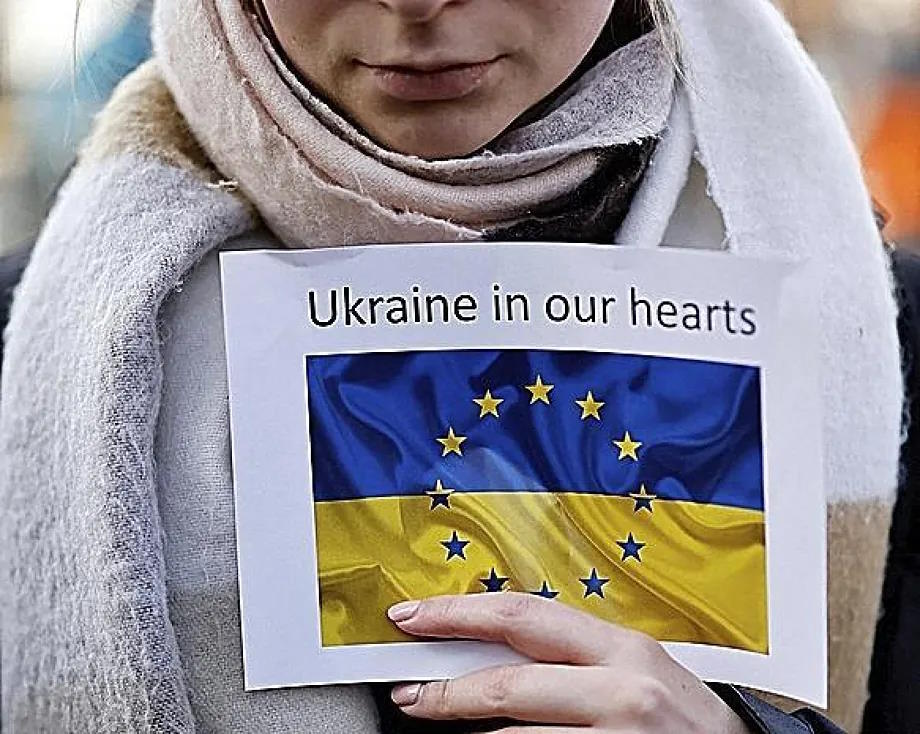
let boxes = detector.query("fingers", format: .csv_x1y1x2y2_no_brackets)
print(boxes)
388,592,630,664
386,594,740,733
391,663,607,724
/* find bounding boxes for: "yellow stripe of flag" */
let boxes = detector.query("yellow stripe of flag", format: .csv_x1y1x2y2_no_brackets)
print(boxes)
315,492,767,652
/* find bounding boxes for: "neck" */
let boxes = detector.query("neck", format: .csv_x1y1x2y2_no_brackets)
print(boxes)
509,3,655,131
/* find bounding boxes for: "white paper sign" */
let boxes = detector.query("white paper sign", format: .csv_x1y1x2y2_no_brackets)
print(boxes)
220,242,826,707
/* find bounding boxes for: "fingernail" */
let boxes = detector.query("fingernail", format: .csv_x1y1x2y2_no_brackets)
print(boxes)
388,601,420,623
391,683,422,706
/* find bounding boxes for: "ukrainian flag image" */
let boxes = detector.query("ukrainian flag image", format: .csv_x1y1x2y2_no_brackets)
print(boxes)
307,349,767,653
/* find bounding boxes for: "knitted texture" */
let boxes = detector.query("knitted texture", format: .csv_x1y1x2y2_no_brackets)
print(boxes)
156,247,381,732
673,0,901,508
0,154,253,731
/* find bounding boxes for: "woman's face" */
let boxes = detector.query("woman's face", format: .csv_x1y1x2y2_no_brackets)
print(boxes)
259,0,616,159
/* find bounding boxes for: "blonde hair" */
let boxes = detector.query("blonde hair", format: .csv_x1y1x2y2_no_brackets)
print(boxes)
646,0,683,72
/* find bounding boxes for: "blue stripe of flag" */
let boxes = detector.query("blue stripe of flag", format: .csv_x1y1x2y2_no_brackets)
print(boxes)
306,349,763,512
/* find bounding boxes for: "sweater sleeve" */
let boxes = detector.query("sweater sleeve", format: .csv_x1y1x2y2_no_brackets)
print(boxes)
711,685,847,734
373,682,848,734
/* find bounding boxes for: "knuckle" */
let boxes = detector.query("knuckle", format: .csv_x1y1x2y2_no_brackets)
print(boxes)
620,675,670,723
423,597,462,633
432,595,456,618
425,680,454,716
623,630,666,663
485,666,522,713
494,593,536,625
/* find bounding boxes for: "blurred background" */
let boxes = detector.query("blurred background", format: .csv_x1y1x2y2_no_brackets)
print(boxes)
0,0,917,256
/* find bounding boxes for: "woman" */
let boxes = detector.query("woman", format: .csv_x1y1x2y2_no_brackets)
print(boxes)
0,0,900,732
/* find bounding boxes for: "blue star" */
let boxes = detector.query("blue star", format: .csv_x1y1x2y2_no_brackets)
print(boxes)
441,531,470,561
629,484,657,514
530,581,559,599
579,568,610,598
429,493,452,510
480,568,510,592
426,479,454,510
617,533,646,562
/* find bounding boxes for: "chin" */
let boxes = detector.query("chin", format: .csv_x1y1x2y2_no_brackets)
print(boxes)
388,136,485,160
365,110,509,161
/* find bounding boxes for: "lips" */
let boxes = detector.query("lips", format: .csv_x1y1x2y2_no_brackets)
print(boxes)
361,58,501,102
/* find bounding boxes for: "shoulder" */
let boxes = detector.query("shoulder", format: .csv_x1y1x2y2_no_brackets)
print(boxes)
79,59,211,175
12,59,257,311
51,59,256,248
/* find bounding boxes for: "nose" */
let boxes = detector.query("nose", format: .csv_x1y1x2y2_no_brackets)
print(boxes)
377,0,458,23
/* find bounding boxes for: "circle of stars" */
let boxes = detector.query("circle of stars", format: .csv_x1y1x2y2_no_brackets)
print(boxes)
421,371,653,604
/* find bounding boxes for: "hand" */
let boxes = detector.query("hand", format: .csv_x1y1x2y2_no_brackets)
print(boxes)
387,592,751,734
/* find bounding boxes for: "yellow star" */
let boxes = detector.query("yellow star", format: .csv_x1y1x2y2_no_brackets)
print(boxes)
575,391,605,421
437,427,467,457
614,431,642,461
525,375,555,405
473,389,504,419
